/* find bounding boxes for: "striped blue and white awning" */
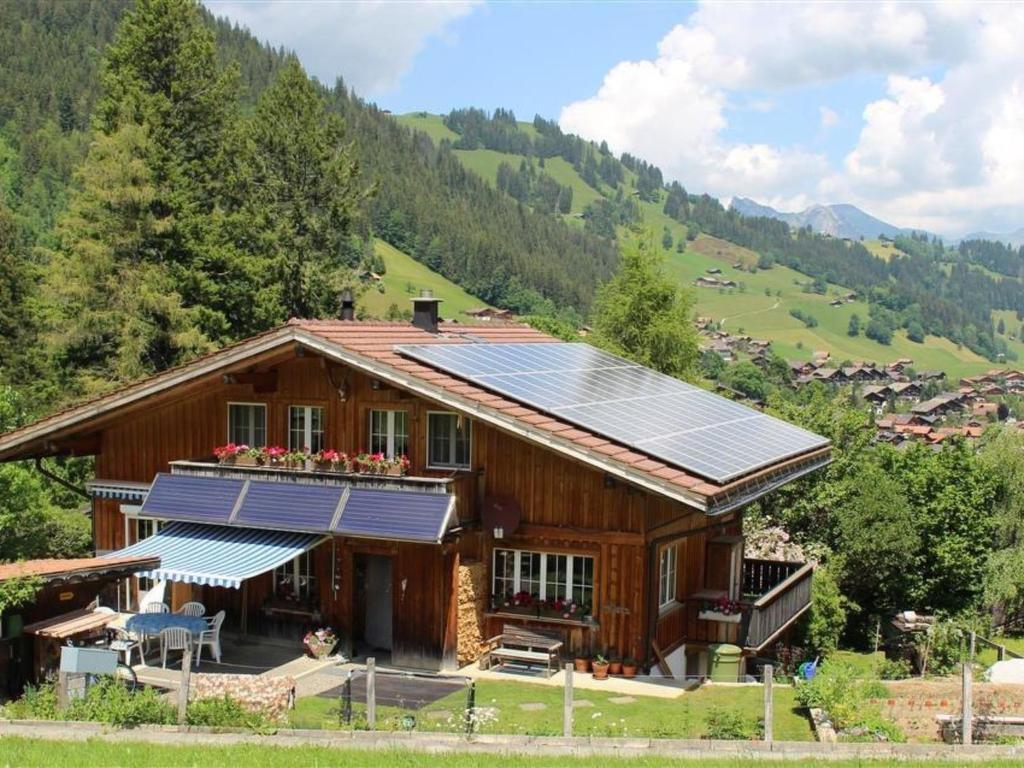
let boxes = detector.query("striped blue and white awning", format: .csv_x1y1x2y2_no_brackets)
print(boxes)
103,521,325,589
87,479,151,502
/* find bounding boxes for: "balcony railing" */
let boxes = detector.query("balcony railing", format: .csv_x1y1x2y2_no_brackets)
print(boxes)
741,558,814,651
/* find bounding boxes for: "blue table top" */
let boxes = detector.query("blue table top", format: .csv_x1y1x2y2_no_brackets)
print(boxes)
125,613,208,636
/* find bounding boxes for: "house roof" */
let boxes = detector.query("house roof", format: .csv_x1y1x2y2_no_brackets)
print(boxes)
0,555,160,583
0,320,830,515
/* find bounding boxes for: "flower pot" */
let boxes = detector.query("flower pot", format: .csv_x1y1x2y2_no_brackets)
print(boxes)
574,657,591,673
384,464,404,477
233,455,259,467
609,660,623,676
592,662,610,680
219,455,237,465
306,643,334,660
622,664,638,678
313,461,335,472
284,460,304,470
698,610,742,623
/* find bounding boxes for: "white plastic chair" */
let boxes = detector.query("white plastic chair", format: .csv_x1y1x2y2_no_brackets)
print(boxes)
159,627,192,669
144,602,169,614
109,626,144,667
177,602,206,617
194,610,225,666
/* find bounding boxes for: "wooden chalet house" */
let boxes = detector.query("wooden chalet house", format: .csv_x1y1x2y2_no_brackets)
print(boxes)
0,296,829,675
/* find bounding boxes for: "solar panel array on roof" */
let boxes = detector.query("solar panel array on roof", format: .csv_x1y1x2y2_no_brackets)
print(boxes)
141,474,245,524
395,342,829,484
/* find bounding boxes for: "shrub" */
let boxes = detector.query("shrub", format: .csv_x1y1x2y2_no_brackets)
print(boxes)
876,657,912,680
802,566,847,657
187,695,272,730
64,677,174,727
794,662,862,730
703,706,762,740
1,682,58,720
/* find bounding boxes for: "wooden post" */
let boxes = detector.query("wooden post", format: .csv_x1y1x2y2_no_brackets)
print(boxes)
998,644,1006,662
240,581,249,635
366,657,376,730
763,664,774,743
962,661,973,745
969,631,976,662
57,671,69,710
176,644,193,724
563,662,573,737
341,670,353,725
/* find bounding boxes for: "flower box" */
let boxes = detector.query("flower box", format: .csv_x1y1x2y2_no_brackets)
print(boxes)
698,609,742,623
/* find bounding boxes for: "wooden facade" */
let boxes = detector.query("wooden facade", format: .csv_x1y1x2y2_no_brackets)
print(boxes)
0,324,817,674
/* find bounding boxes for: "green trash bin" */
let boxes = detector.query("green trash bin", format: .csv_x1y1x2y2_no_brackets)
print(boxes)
708,643,742,682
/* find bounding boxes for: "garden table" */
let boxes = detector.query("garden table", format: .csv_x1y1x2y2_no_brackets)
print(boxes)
125,612,209,640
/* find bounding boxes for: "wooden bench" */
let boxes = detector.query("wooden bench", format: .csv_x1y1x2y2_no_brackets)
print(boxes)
480,624,563,678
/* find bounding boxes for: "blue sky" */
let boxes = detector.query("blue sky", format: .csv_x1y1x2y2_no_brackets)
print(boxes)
206,1,1024,236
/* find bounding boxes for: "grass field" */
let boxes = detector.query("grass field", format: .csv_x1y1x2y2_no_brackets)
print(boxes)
356,239,489,322
288,679,813,741
5,738,1016,768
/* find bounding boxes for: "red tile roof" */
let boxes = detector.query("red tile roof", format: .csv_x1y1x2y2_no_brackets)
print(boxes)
0,320,831,512
0,555,159,582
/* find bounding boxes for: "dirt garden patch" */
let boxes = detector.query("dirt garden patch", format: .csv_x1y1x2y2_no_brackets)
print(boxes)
873,680,1024,742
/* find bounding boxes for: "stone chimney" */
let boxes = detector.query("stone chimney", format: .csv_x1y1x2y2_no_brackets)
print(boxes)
411,289,442,333
339,288,355,321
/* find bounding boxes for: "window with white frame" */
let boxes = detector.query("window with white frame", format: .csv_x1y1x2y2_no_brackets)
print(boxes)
228,403,266,446
427,412,472,468
289,405,324,453
273,551,316,602
492,548,595,609
135,518,162,594
369,410,409,458
659,544,678,610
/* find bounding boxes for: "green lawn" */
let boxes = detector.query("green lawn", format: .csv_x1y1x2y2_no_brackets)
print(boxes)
356,239,490,322
289,679,812,741
3,737,1023,767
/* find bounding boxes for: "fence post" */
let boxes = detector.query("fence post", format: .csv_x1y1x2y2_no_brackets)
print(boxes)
341,670,353,725
763,664,773,743
177,644,193,725
564,662,573,737
962,661,973,745
969,631,976,662
57,671,69,710
366,657,376,731
465,680,476,735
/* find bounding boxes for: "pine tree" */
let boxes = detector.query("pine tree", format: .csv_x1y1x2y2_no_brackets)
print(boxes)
236,58,367,320
590,234,698,380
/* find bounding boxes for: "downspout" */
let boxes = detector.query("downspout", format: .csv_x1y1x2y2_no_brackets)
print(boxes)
34,457,90,500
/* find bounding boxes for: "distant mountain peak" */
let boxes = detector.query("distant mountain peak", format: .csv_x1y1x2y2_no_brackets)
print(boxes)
730,198,911,240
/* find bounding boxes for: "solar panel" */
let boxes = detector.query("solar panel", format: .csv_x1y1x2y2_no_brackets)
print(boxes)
334,488,454,543
140,474,244,524
234,481,345,532
396,342,828,484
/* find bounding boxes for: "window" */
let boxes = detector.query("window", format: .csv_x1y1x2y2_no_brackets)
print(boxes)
228,403,266,446
427,412,472,468
273,551,316,602
369,410,409,458
135,519,161,594
492,548,595,609
659,545,678,610
289,405,324,453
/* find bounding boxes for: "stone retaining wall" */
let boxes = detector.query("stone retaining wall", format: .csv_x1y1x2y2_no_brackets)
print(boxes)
190,674,296,722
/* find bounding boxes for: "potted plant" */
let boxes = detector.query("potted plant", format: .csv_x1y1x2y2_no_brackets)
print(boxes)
283,448,307,470
698,596,743,623
303,626,337,659
609,655,623,676
573,654,591,673
313,449,342,472
592,653,610,680
264,445,287,467
384,455,410,477
214,443,243,465
622,658,639,678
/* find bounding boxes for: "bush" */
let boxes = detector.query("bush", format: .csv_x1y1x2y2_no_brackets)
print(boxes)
1,682,58,720
703,706,762,740
802,566,846,657
187,695,272,730
65,677,174,727
876,657,912,680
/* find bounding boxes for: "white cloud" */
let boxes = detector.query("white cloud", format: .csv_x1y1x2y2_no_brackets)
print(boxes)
560,2,1024,234
204,0,476,94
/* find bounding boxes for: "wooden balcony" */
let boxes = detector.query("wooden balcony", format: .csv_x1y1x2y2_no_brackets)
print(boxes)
739,558,814,651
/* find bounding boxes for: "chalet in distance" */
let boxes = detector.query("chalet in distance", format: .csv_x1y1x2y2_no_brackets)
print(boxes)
0,295,829,676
